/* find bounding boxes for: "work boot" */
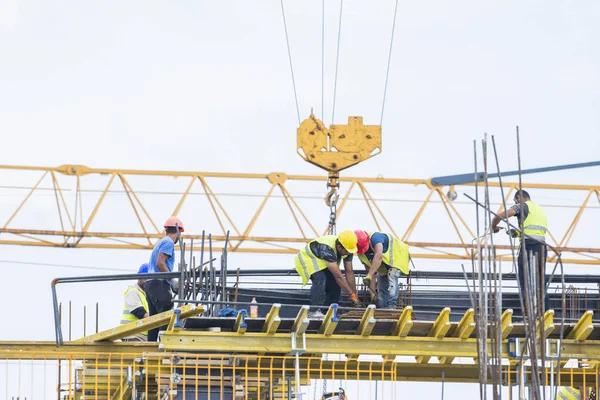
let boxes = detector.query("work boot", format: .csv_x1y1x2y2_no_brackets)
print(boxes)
308,310,325,319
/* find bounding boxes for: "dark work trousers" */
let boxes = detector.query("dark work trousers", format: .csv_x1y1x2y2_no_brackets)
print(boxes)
144,280,174,342
517,241,550,318
310,269,341,311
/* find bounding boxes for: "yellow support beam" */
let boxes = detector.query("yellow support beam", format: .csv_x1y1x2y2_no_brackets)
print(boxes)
318,304,339,336
567,310,594,341
416,307,451,364
234,310,248,334
0,342,159,359
501,309,514,338
440,309,475,364
74,304,203,343
356,305,377,337
391,306,413,337
536,310,555,339
262,304,282,334
292,305,310,335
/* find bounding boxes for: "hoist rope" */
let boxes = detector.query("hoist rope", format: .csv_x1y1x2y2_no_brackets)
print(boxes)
321,0,325,123
280,0,301,125
380,0,400,126
331,0,344,124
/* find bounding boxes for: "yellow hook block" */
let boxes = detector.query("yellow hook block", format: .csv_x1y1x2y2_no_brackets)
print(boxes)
297,112,382,173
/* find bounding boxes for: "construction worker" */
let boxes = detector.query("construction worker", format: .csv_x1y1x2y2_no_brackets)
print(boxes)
145,216,184,342
354,230,410,308
491,189,550,313
294,230,363,317
557,386,594,399
120,263,150,342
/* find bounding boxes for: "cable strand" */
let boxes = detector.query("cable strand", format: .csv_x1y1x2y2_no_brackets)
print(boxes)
331,0,344,124
280,0,301,125
380,0,400,126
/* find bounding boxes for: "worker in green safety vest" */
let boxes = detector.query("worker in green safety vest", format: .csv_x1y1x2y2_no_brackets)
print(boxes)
491,189,550,314
294,230,364,317
557,386,595,399
353,230,410,308
120,263,150,341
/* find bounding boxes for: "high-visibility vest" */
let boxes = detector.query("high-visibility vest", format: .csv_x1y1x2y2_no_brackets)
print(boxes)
120,285,149,335
357,232,410,275
517,200,547,242
295,235,340,286
557,386,590,399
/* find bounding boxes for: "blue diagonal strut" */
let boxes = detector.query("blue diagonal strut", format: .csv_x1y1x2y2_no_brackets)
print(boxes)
431,161,600,187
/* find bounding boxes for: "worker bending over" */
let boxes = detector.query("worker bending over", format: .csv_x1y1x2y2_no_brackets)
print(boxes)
491,190,550,313
295,231,363,317
145,216,184,342
354,230,410,309
120,263,150,341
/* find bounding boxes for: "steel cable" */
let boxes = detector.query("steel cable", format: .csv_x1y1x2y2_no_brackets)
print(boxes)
279,0,301,125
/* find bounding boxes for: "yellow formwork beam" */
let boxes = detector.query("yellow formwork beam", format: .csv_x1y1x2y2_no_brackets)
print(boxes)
501,309,514,338
567,310,594,341
536,310,555,339
234,310,248,333
318,304,339,336
356,305,376,337
262,304,282,334
416,307,451,363
292,305,310,335
440,309,475,364
74,304,203,343
391,306,413,337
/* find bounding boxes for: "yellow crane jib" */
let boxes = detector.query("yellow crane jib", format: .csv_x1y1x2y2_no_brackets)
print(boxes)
297,112,382,210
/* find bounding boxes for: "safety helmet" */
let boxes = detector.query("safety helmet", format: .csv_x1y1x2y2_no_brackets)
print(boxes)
138,263,149,274
337,230,358,254
164,216,185,232
354,230,370,254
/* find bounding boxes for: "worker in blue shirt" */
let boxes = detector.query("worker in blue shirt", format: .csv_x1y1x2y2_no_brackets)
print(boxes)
354,230,410,309
144,216,184,342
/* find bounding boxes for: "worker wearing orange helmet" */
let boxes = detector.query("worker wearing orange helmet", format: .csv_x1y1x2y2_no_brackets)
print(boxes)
354,230,410,309
144,216,184,341
294,230,364,317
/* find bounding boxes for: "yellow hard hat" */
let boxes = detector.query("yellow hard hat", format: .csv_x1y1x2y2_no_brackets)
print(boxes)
337,230,358,253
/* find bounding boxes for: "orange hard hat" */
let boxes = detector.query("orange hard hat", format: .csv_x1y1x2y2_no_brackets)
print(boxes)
354,230,370,254
164,216,185,232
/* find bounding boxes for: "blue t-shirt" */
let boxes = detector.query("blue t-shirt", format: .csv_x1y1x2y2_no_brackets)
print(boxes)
361,233,390,263
147,237,175,279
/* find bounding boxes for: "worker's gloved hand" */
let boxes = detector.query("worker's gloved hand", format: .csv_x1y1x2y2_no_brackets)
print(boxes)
362,275,372,287
170,278,179,292
509,228,519,238
492,226,501,233
370,293,379,305
351,299,365,308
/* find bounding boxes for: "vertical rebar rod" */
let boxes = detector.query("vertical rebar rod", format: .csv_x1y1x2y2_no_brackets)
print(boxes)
69,300,72,342
200,231,205,301
473,139,485,399
192,256,197,300
95,302,99,334
83,305,87,337
209,234,214,316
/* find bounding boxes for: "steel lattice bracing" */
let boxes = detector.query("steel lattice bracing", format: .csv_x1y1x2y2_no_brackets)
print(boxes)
1,164,599,264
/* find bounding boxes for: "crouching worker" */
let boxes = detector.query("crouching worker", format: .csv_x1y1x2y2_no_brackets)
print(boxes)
295,231,364,317
120,263,150,341
354,230,410,309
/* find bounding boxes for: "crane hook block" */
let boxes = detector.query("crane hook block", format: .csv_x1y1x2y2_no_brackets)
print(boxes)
297,113,382,173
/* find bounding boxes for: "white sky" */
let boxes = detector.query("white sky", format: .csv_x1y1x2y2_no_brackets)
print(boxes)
1,0,599,398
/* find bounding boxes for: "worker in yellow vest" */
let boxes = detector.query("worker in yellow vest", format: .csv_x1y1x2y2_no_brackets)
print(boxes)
294,231,364,317
557,386,594,399
354,230,410,308
120,263,150,341
492,189,550,313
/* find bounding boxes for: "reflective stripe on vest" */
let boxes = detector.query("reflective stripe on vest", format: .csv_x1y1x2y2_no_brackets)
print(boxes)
120,285,149,335
557,387,583,400
294,235,339,286
518,200,548,243
357,232,410,275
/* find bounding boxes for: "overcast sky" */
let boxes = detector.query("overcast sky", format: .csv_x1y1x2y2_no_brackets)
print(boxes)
1,0,599,397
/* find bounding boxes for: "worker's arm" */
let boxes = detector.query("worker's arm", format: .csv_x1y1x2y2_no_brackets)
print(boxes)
492,208,517,233
156,253,171,273
365,243,384,279
343,258,357,294
125,292,149,319
326,262,356,298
